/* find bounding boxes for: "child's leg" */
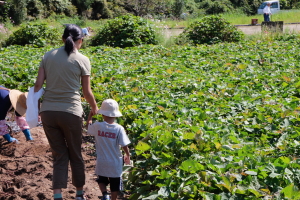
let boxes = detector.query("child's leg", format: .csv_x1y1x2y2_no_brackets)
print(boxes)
111,191,118,200
96,176,109,197
0,120,18,143
15,114,33,141
98,182,107,193
0,119,10,136
109,177,121,200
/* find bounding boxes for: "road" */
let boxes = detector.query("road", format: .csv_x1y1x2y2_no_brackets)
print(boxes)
163,23,300,38
237,23,300,34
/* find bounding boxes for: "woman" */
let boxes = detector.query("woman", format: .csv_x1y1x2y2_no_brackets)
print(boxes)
34,24,98,200
0,86,33,143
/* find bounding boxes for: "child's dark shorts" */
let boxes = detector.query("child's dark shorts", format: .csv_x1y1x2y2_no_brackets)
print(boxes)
96,175,121,192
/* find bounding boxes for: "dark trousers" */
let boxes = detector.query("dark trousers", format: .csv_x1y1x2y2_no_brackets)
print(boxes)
0,90,11,120
264,13,270,22
0,88,22,120
41,111,85,189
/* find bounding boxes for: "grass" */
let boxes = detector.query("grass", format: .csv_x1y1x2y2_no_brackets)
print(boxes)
150,9,300,28
222,9,300,25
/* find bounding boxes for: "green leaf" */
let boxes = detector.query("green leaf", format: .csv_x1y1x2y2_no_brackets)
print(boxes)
281,184,300,199
179,159,204,173
135,141,151,155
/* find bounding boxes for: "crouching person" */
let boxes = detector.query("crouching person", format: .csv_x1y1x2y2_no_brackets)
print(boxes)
0,86,34,143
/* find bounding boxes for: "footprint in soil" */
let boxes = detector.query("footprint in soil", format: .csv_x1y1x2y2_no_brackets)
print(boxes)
0,143,16,157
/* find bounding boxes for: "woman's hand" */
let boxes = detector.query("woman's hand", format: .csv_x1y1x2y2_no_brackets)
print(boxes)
90,107,98,116
34,67,45,92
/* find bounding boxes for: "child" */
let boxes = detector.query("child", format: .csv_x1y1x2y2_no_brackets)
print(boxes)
87,99,131,200
0,86,34,143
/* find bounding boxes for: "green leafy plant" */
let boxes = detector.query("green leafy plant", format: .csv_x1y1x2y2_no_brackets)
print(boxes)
90,14,158,48
2,35,300,199
178,15,244,45
4,23,61,47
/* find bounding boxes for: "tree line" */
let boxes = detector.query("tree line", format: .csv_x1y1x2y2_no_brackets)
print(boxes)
0,0,299,25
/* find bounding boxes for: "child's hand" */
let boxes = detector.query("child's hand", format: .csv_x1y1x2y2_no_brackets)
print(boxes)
124,154,131,165
86,119,92,127
85,110,93,128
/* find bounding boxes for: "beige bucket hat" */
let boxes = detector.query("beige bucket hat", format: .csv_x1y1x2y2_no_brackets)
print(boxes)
98,99,122,117
9,90,28,116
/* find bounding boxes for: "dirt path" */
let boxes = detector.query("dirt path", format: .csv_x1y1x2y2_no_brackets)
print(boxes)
237,23,300,35
0,127,129,200
163,23,300,38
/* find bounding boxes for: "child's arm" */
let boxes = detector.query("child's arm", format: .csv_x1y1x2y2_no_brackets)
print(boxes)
122,145,131,165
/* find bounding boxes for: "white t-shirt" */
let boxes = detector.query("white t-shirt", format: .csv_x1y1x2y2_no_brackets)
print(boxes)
87,121,131,177
263,6,271,14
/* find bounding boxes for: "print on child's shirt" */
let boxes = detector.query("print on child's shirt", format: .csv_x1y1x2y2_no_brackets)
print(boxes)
98,130,116,139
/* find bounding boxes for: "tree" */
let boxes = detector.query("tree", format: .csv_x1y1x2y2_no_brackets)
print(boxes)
9,0,27,25
173,0,185,18
90,0,127,19
70,0,93,15
198,0,234,14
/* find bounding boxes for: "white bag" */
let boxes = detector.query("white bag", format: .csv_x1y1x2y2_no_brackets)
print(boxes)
26,87,44,128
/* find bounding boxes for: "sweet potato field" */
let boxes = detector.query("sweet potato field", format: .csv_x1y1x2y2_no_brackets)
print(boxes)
1,39,300,199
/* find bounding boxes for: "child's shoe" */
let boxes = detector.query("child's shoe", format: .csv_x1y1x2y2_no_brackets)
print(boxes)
22,129,33,141
3,134,19,144
75,193,86,200
102,194,110,200
75,197,86,200
11,137,19,144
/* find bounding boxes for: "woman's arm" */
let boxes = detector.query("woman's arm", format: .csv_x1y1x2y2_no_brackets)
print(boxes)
34,67,45,92
81,75,98,116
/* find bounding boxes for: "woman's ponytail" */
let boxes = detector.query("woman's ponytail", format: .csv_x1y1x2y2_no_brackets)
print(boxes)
64,35,75,56
62,24,83,56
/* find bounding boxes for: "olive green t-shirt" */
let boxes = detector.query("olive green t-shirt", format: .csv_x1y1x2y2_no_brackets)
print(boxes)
39,47,91,117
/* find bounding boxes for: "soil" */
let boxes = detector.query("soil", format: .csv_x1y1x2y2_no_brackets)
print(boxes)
0,127,128,200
